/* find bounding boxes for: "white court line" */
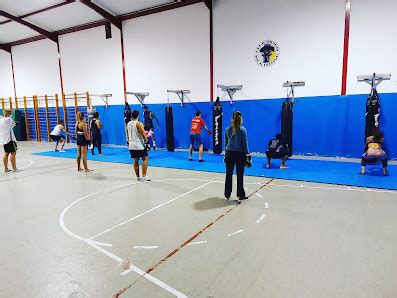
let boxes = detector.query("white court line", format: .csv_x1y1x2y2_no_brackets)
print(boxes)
212,180,397,194
264,202,269,209
134,246,158,249
88,181,213,239
118,181,213,226
227,229,244,237
89,240,113,247
60,178,222,297
255,193,263,198
19,159,34,169
187,240,208,246
255,214,266,224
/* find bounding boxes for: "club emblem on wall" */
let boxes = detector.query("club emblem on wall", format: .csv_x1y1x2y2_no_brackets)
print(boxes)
255,40,280,67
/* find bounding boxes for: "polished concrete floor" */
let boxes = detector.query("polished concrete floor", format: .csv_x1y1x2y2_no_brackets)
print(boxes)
1,142,397,298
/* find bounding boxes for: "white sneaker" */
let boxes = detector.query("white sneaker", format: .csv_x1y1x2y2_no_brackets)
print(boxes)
140,176,151,182
59,150,66,153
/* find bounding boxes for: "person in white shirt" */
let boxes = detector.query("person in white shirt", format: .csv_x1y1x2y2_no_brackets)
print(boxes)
126,110,150,181
50,120,70,152
0,109,18,172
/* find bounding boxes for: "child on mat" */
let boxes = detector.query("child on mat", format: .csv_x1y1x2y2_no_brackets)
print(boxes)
189,111,212,162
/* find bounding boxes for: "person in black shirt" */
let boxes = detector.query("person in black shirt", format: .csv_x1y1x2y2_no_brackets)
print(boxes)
266,133,289,169
90,112,103,155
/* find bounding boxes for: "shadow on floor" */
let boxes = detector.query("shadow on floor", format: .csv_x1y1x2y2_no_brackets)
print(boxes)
193,197,232,211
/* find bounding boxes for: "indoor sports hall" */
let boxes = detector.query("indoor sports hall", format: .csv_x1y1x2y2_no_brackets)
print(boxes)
1,1,397,297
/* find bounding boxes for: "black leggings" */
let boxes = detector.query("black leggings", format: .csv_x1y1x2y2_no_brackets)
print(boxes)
91,134,102,154
224,150,246,199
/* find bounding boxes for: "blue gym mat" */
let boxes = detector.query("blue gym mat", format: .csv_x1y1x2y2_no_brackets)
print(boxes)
33,147,397,191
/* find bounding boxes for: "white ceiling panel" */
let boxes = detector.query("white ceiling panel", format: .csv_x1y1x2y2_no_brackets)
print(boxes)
93,0,174,16
0,22,37,43
24,2,103,32
0,0,64,16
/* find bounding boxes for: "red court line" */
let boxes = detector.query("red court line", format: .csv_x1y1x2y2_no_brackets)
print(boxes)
114,178,275,297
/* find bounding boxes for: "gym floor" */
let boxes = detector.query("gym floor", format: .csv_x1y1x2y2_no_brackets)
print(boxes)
2,142,397,298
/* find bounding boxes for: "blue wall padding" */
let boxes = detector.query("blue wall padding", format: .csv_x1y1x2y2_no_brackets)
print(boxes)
39,92,397,159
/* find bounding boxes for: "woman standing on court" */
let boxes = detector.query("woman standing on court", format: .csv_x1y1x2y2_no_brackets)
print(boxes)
76,112,92,172
127,110,150,181
90,112,103,156
224,111,249,203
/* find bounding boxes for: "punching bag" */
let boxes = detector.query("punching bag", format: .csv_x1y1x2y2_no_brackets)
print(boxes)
281,100,293,157
365,89,380,138
165,106,175,151
212,97,223,154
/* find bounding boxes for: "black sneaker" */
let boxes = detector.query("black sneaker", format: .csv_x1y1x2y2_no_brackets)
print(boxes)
199,159,204,162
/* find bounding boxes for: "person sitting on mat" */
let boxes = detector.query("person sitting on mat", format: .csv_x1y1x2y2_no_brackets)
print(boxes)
90,112,104,156
224,111,249,203
189,111,211,162
50,120,71,152
143,106,159,150
76,112,92,172
360,128,388,176
127,110,150,181
266,133,289,169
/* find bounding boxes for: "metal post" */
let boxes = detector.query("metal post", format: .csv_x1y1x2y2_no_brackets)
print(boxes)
74,92,78,121
62,94,69,143
45,95,51,141
23,96,30,141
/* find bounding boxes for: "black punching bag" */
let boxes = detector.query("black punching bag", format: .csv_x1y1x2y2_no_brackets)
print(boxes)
165,106,174,151
212,97,223,154
281,100,293,157
365,89,380,138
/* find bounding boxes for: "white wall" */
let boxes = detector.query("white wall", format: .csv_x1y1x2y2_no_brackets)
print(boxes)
123,3,210,104
346,0,397,94
58,25,124,106
11,39,61,96
213,0,346,99
0,51,14,99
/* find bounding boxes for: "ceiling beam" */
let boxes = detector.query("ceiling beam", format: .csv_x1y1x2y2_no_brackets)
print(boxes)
0,1,75,25
79,0,122,30
0,10,58,43
120,0,202,21
0,43,11,53
202,0,212,10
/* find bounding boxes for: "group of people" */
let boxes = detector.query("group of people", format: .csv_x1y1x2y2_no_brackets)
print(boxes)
0,106,390,198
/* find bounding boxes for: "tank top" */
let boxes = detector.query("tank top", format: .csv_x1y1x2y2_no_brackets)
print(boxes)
50,124,62,136
76,121,85,135
144,110,153,129
90,119,100,136
127,120,145,150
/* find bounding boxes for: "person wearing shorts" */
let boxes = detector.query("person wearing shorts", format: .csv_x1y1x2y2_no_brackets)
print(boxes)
143,106,159,150
0,109,18,172
76,112,92,172
127,110,150,181
50,120,70,152
189,111,211,162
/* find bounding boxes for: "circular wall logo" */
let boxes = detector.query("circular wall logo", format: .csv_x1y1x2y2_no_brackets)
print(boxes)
255,40,280,67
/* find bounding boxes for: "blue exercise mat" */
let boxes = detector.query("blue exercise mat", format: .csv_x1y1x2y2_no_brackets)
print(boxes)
33,147,397,190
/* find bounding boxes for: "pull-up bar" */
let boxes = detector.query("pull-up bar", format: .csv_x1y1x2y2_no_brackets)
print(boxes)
217,84,243,104
90,93,112,108
357,73,391,90
167,90,190,107
126,92,149,107
283,81,305,102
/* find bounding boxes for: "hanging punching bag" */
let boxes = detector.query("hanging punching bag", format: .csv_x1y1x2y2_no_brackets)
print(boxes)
365,89,380,138
212,97,223,154
281,100,293,157
165,106,175,151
